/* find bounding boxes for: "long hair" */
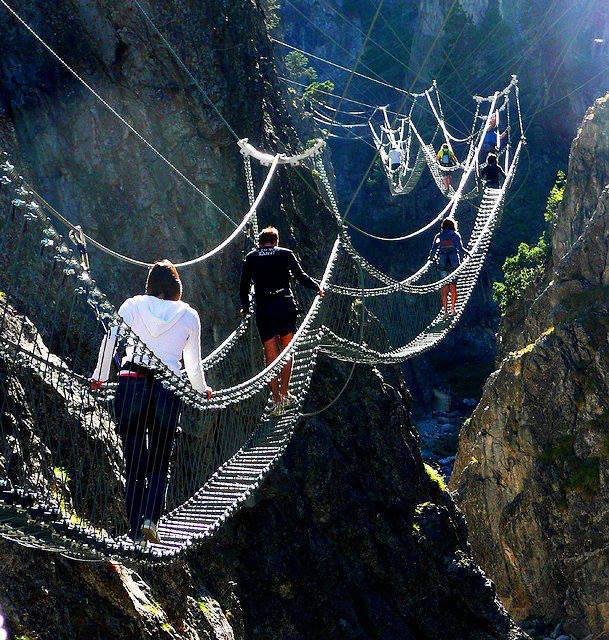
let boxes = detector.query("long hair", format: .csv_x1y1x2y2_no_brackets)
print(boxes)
146,260,182,300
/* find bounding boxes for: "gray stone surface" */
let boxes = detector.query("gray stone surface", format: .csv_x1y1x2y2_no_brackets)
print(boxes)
451,94,609,638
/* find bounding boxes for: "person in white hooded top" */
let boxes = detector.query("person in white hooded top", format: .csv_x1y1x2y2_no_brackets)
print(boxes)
91,260,212,544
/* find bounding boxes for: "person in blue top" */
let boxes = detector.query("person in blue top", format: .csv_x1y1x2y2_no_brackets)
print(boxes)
429,218,470,317
480,113,509,163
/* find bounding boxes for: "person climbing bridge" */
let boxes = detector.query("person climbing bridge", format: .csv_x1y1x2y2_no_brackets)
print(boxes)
437,142,457,193
239,226,323,414
388,144,402,172
429,218,470,317
479,113,509,163
480,153,506,189
90,260,213,545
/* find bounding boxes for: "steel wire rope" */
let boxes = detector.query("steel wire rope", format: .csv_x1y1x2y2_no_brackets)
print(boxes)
338,0,465,226
532,61,609,116
317,0,489,125
294,15,484,270
0,0,236,226
0,0,528,556
309,97,371,118
523,0,595,137
296,3,502,288
300,256,367,418
322,93,512,293
279,0,393,411
280,77,406,116
441,0,564,89
15,156,280,268
468,0,582,96
130,0,241,142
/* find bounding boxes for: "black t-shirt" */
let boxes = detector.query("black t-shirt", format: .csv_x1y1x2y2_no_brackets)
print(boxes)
239,246,318,312
480,163,506,186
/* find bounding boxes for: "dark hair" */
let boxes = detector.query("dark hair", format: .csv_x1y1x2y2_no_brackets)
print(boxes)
146,260,182,300
259,226,279,246
441,218,456,231
487,153,498,166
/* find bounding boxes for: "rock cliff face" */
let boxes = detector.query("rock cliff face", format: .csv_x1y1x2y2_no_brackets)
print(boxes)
451,94,609,638
0,1,524,639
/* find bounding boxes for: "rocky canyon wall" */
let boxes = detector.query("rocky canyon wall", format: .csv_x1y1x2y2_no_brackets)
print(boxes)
451,94,609,639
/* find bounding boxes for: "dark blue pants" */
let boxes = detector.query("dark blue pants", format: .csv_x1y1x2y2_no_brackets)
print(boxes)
114,377,181,537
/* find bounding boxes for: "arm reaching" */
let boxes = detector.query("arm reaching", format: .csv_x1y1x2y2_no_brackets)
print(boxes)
239,256,252,313
428,234,440,262
455,232,470,258
288,251,319,292
183,312,212,398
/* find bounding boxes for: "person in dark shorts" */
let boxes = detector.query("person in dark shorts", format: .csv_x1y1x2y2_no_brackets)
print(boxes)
429,218,470,317
239,226,323,412
480,153,506,189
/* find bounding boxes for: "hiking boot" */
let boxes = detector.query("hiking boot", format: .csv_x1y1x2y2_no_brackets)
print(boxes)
141,519,161,544
281,392,297,409
270,401,285,417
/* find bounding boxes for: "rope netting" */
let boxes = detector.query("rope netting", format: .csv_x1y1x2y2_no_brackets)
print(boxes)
0,72,524,563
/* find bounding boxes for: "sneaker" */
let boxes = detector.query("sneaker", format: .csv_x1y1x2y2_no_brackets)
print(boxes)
270,401,285,417
119,532,144,547
281,392,297,409
141,519,161,544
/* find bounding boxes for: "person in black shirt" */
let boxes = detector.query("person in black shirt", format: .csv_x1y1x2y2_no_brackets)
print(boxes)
240,226,323,411
480,153,506,189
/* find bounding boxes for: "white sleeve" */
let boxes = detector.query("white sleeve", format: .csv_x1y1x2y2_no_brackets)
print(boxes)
91,299,133,382
182,311,209,394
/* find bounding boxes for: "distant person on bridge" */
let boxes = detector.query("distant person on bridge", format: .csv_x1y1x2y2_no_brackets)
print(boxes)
91,260,213,545
240,226,323,414
480,153,506,189
480,113,509,162
437,143,457,193
388,145,402,172
429,218,470,317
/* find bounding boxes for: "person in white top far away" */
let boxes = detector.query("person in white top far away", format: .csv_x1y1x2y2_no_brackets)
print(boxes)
388,145,402,172
90,260,212,545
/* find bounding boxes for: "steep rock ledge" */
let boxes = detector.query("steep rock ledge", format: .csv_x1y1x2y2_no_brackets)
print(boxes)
451,94,609,638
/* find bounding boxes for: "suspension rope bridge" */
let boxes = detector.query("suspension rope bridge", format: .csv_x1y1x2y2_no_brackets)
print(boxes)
0,0,525,564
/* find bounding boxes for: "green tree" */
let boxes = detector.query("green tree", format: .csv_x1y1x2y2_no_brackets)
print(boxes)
493,170,565,314
285,51,318,82
260,0,281,30
302,80,335,101
544,170,566,224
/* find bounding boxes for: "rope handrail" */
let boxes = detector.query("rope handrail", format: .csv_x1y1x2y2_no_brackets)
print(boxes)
0,152,280,269
322,144,522,363
237,138,325,166
474,74,519,102
324,93,501,293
